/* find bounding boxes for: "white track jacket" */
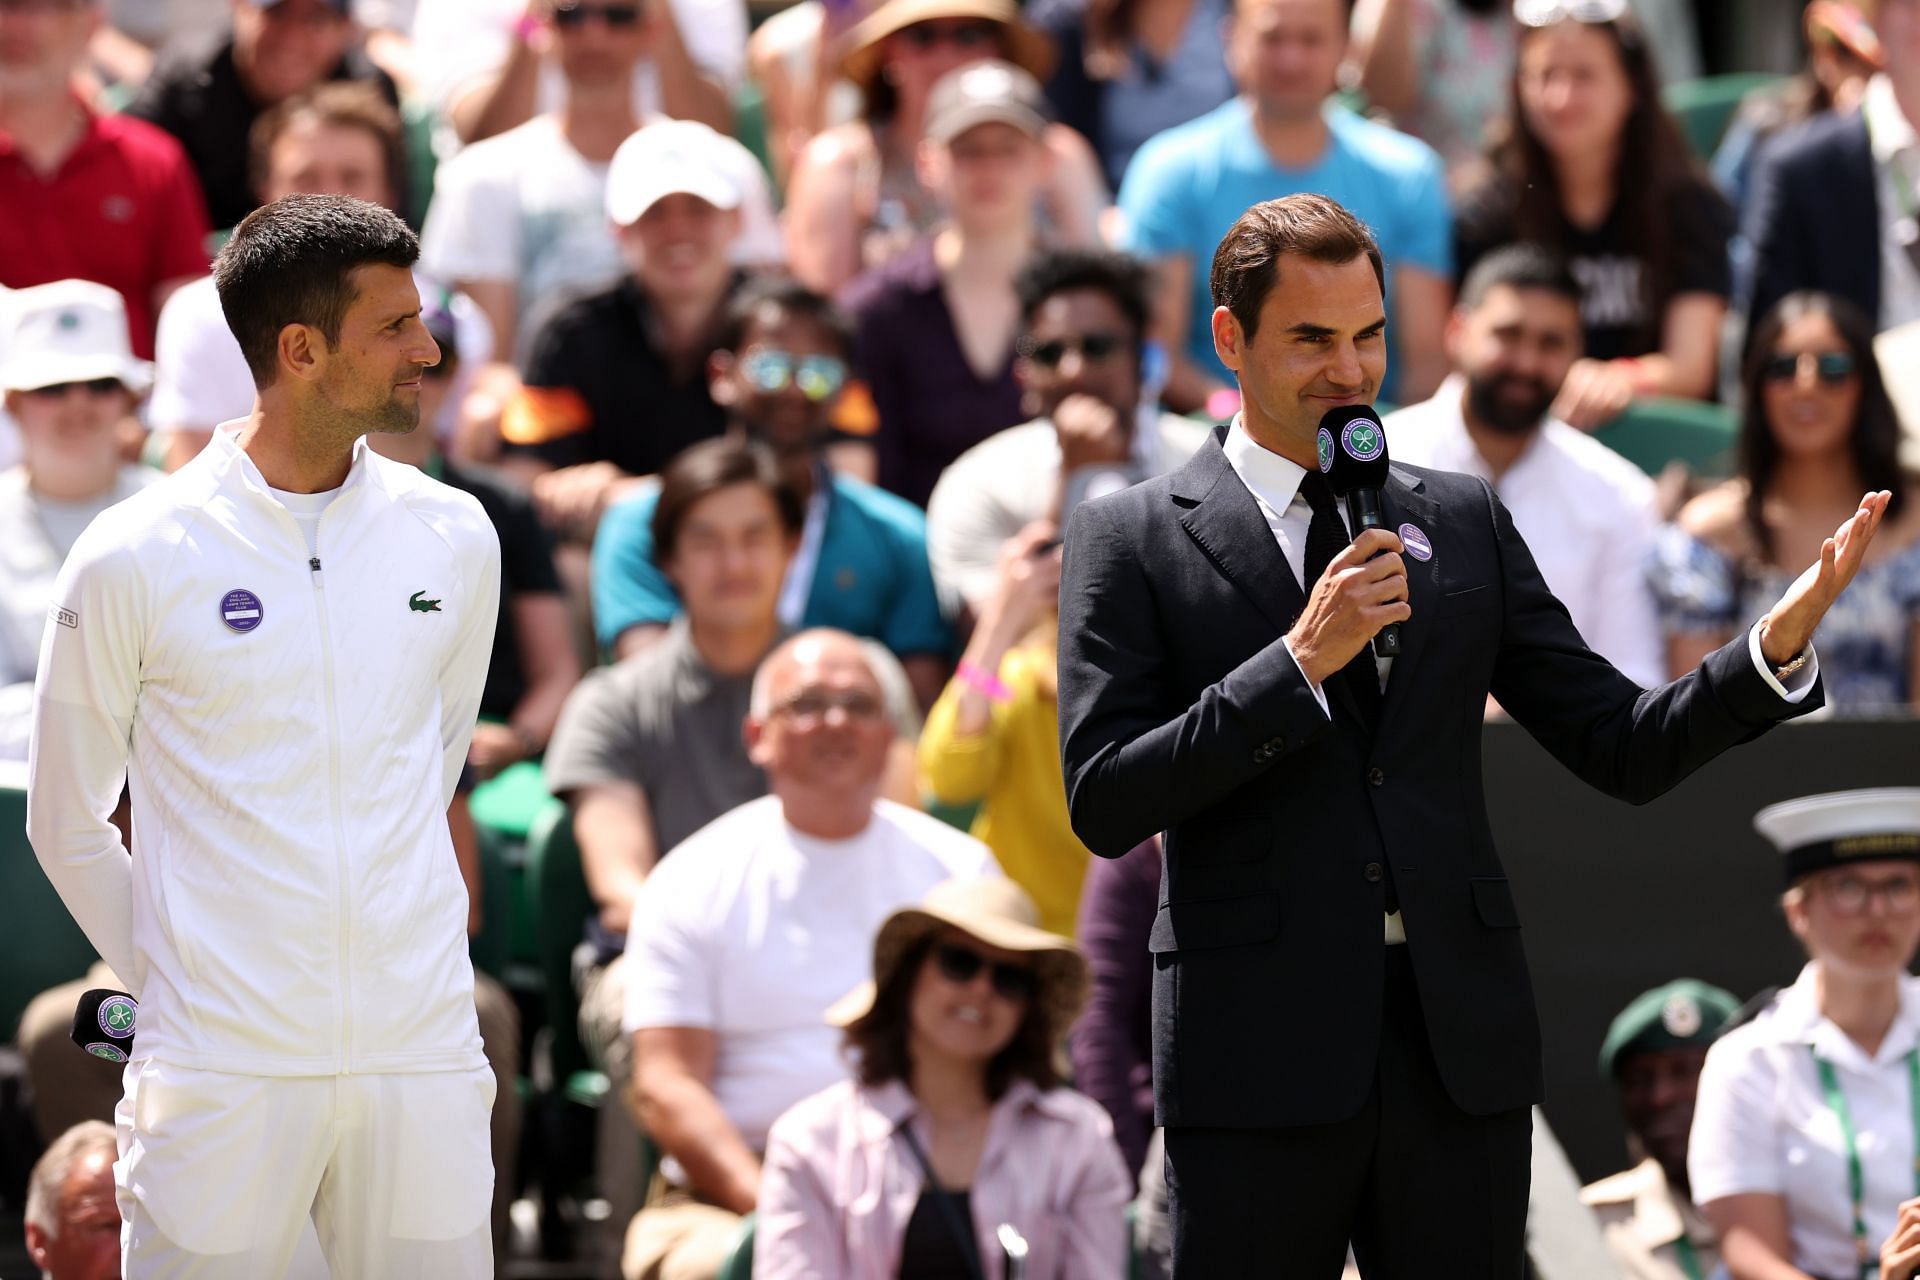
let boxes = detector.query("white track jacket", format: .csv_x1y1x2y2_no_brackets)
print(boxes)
27,427,500,1076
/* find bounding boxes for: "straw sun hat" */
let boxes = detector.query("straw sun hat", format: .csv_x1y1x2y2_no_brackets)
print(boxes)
828,878,1090,1036
839,0,1058,97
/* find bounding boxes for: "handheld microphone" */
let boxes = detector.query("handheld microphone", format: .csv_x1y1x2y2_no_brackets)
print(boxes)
1316,404,1401,658
70,989,137,1063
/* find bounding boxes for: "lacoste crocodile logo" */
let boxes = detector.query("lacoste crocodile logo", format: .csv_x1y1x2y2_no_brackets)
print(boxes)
409,590,442,613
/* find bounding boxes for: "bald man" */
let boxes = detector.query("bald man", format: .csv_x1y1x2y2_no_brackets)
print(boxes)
24,1121,120,1280
614,630,1001,1280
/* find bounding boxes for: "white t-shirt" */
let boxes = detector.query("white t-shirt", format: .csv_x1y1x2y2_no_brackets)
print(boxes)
622,795,1000,1150
1385,376,1666,688
418,114,785,365
409,0,748,125
147,274,494,441
1691,963,1920,1278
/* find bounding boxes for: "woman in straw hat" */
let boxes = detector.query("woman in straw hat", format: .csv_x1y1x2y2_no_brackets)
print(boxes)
783,0,1108,295
754,877,1130,1278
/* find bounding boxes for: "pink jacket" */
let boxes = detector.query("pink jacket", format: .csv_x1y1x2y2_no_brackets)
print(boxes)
755,1077,1131,1279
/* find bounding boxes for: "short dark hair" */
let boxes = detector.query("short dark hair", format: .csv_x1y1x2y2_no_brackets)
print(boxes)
214,193,420,388
719,276,853,358
1209,194,1385,343
841,934,1065,1099
1458,243,1581,311
651,436,806,563
1014,248,1152,348
248,83,409,220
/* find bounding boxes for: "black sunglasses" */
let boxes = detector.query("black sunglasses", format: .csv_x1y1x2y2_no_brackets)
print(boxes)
1018,332,1127,369
1762,351,1857,386
552,2,644,28
932,942,1036,1002
899,21,999,50
25,377,124,399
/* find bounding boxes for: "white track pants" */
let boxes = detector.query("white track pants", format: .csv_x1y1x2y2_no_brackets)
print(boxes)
114,1059,495,1279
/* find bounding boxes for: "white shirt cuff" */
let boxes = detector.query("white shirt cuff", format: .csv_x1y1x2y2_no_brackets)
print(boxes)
1747,622,1820,703
1283,637,1331,718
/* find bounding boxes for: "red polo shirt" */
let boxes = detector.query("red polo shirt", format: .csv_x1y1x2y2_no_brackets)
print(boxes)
0,105,212,359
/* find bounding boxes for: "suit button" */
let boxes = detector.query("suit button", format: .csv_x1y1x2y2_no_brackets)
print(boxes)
1367,767,1386,787
1252,746,1271,763
1266,736,1285,752
1363,862,1384,883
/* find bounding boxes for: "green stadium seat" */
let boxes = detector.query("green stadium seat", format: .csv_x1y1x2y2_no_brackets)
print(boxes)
1592,397,1739,479
525,797,596,1088
0,779,99,1041
403,95,441,229
1662,73,1786,162
733,80,775,193
716,1213,756,1280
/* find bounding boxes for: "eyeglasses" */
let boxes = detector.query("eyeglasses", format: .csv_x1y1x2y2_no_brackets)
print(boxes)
551,2,644,29
931,942,1036,1002
1017,332,1127,369
772,689,885,726
739,349,848,402
1762,351,1857,386
23,378,124,399
1514,0,1629,27
1814,871,1920,916
898,20,1000,51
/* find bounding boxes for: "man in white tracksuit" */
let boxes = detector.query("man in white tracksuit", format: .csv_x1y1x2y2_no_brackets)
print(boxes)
27,193,503,1278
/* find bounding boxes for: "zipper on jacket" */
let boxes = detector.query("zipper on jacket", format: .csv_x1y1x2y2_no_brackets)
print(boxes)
311,552,355,1072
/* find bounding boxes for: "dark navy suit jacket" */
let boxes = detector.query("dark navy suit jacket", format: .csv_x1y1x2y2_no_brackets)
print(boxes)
1057,429,1821,1130
1746,108,1881,330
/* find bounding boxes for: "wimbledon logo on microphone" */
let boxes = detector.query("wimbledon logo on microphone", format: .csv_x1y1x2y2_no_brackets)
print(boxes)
1342,417,1385,463
1316,428,1336,474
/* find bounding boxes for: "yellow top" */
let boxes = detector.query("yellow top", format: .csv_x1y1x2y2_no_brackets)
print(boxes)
918,646,1091,937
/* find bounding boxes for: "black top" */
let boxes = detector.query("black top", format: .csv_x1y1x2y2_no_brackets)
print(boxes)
507,276,739,477
1453,172,1735,362
1744,108,1880,332
129,36,399,231
898,1187,980,1280
440,458,563,719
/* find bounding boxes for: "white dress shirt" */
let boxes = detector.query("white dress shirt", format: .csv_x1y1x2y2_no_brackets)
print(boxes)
1691,963,1920,1278
1865,74,1920,332
1386,376,1665,687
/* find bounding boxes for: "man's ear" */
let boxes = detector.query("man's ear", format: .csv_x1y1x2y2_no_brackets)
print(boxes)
278,322,328,385
1443,308,1468,369
743,714,770,767
1211,305,1245,374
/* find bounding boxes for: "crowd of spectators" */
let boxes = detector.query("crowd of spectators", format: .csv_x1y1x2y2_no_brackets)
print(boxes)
6,0,1920,1277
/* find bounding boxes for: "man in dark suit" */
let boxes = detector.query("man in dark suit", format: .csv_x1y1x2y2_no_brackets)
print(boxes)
1056,195,1892,1278
1747,0,1920,333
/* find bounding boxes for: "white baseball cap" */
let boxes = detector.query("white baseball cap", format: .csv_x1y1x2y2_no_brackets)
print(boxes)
0,279,153,396
605,121,747,228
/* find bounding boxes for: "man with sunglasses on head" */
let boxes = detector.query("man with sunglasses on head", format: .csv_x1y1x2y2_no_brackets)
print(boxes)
590,277,952,706
620,627,998,1280
925,247,1210,620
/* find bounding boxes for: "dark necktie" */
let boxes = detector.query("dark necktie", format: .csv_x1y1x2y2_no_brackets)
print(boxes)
1299,472,1382,729
1300,472,1397,916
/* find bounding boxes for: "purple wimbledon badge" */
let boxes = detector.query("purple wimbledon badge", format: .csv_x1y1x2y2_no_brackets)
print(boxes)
220,589,264,634
1399,523,1433,562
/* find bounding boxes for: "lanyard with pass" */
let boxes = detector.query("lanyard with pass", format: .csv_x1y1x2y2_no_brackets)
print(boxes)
1812,1047,1920,1280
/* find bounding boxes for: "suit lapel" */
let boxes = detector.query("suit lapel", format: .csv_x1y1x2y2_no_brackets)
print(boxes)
1377,465,1441,734
1169,431,1308,640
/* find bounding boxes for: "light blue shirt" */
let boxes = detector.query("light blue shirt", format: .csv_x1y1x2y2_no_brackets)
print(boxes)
591,469,952,660
1117,99,1453,402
